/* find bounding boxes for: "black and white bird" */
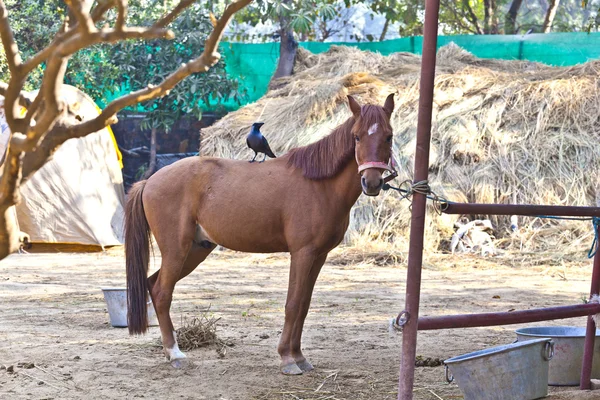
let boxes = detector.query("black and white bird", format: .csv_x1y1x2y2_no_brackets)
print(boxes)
246,122,276,163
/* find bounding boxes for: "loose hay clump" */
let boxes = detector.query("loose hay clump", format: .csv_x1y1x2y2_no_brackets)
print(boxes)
174,310,224,352
202,44,600,254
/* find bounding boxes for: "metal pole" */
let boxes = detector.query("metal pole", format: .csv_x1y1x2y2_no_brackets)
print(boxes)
416,303,600,330
442,202,600,218
397,0,440,398
581,225,600,390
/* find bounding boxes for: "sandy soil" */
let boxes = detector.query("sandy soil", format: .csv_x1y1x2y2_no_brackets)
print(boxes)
1,247,600,400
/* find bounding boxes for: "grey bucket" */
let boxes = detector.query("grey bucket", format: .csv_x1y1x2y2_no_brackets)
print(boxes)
101,288,159,328
444,338,554,400
516,326,600,386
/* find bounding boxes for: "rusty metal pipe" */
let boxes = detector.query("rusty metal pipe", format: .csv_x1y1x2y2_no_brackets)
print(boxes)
581,228,600,389
442,202,600,218
416,303,600,330
397,0,440,398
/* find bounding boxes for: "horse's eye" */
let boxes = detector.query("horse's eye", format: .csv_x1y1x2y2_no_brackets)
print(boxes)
355,136,360,142
386,135,393,143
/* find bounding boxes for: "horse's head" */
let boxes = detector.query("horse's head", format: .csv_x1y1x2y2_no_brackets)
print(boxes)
348,94,395,196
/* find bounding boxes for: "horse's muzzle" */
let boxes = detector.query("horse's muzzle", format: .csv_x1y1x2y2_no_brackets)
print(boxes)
361,174,384,196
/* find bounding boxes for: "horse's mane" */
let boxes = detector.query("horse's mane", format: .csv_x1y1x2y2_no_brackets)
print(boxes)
287,105,390,180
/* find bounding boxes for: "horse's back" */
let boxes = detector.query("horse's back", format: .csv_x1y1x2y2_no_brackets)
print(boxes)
143,155,296,252
142,155,351,253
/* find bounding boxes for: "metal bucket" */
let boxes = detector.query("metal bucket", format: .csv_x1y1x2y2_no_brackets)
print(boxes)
516,326,600,386
101,288,159,328
444,338,554,400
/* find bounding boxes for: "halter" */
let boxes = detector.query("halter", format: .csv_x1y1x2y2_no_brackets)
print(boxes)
358,154,398,183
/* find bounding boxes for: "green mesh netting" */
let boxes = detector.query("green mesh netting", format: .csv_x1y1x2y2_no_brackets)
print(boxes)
103,32,600,113
222,32,600,111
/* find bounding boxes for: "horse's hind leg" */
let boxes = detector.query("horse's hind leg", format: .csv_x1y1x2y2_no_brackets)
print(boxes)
148,234,215,367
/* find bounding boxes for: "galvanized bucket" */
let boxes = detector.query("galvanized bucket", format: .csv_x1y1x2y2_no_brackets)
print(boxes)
516,326,600,386
444,338,554,400
101,288,159,328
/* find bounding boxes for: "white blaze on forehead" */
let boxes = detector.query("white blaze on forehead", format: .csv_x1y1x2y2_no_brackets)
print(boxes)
368,123,378,136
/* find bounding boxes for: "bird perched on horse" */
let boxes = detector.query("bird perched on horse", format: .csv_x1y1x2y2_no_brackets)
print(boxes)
246,122,276,162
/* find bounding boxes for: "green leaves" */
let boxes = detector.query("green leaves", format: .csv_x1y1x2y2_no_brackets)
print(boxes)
317,3,337,20
0,0,243,132
290,12,314,33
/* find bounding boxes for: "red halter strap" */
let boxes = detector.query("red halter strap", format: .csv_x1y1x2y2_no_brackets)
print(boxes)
357,161,394,174
357,155,398,183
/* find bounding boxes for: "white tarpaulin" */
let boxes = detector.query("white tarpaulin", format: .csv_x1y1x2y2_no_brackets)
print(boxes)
0,85,125,247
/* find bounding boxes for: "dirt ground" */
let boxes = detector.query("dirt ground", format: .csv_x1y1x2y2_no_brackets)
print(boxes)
1,246,600,400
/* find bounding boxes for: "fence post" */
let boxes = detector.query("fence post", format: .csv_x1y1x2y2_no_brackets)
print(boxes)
397,0,440,399
518,37,524,60
581,221,600,389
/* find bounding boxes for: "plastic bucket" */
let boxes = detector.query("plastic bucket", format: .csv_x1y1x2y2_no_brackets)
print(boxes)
101,288,159,328
444,338,553,400
516,326,600,386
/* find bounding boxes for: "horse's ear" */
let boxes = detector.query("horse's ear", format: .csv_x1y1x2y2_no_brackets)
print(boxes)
347,95,361,118
383,93,395,116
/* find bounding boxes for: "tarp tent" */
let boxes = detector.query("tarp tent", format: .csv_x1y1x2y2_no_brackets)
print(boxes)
0,85,125,248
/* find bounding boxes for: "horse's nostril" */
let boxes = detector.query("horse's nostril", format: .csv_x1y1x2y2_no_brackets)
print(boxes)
379,178,384,187
361,176,366,187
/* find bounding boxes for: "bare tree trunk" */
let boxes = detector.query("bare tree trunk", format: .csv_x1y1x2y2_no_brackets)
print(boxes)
379,17,390,41
505,0,524,34
143,127,157,179
272,0,298,81
484,0,499,34
543,0,560,32
272,28,298,80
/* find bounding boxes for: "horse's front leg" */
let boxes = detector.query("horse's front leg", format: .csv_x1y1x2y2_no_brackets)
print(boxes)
290,253,327,372
278,250,326,375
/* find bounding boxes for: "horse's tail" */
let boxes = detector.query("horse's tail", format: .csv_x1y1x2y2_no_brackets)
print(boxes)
125,180,151,335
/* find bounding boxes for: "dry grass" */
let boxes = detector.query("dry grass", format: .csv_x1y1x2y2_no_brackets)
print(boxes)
171,308,226,352
202,44,600,253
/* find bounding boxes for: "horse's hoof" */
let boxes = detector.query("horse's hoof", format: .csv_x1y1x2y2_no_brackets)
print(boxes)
296,359,314,372
281,362,303,375
170,358,189,369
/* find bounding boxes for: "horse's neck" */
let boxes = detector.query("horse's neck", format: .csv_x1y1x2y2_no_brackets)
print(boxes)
332,157,363,212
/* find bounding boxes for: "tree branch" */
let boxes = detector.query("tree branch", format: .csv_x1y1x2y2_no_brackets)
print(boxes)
91,0,116,23
21,0,117,75
543,0,560,33
0,82,32,108
505,0,524,34
66,0,96,33
461,0,484,34
69,0,251,136
441,0,479,34
0,0,253,260
0,0,21,75
115,0,127,31
154,0,198,28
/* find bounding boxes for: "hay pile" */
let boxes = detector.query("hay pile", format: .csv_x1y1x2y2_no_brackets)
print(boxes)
173,311,226,353
201,44,600,252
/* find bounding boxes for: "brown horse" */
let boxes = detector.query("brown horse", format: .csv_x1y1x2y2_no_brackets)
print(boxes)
125,94,396,374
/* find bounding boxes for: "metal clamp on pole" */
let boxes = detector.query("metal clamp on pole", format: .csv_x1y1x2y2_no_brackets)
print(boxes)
392,310,410,332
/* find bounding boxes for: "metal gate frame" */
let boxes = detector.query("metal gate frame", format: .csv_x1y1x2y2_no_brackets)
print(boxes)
396,0,600,398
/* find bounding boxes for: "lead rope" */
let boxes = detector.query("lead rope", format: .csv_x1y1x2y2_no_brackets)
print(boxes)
382,179,448,215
